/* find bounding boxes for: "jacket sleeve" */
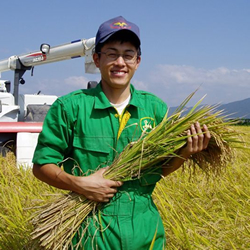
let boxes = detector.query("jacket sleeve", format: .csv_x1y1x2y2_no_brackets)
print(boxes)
32,98,72,166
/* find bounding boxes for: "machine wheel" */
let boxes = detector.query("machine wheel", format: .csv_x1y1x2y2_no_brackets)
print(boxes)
0,146,11,157
0,141,15,157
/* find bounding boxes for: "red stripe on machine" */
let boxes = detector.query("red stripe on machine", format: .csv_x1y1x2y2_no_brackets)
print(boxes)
0,122,43,133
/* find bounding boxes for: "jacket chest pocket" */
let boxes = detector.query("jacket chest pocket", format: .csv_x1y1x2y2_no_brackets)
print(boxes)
74,136,113,153
72,136,114,172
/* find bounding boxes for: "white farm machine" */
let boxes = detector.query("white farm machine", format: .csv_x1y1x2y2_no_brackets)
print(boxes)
0,37,98,166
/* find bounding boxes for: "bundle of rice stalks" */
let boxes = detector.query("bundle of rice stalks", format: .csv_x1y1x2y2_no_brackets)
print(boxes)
31,92,243,249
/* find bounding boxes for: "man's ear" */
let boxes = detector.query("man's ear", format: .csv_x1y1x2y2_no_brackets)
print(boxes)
93,53,100,68
135,56,141,70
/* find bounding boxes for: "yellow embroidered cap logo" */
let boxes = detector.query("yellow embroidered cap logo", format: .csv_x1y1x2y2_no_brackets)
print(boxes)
140,117,155,133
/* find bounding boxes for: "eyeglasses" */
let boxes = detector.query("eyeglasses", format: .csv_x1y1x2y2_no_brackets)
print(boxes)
98,50,138,64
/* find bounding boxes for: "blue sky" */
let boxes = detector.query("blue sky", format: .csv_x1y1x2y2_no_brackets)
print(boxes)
0,0,249,107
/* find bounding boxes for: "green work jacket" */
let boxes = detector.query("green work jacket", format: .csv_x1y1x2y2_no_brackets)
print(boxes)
33,83,168,250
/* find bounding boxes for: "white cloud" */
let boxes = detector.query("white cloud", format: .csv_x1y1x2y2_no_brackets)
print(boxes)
151,65,250,85
64,76,89,89
132,79,149,91
17,65,250,108
142,64,250,107
19,75,94,97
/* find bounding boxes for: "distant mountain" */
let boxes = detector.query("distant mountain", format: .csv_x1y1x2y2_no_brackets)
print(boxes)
169,97,250,119
219,98,250,119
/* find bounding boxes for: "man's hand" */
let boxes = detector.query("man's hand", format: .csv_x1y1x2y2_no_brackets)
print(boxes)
162,122,211,176
33,164,122,203
180,122,211,159
74,167,123,203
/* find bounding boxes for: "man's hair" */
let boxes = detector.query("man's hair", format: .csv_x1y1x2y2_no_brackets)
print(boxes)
95,30,141,56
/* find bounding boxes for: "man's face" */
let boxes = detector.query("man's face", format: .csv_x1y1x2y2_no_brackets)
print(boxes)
93,41,141,91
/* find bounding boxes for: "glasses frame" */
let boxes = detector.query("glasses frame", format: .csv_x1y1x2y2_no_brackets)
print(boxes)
97,50,138,64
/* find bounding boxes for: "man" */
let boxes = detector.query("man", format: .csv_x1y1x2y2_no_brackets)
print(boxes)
32,16,210,249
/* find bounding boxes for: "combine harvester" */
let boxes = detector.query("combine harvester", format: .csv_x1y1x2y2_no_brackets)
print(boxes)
0,37,98,167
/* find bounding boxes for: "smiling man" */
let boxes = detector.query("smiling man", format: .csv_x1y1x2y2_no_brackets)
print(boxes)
32,16,210,249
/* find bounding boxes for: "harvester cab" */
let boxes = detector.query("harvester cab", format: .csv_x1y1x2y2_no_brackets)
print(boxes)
0,37,98,165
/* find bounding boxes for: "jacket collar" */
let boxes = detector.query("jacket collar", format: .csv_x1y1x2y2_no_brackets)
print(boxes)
94,82,144,110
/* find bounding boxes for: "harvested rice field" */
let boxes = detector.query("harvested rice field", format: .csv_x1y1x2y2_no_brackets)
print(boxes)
0,126,249,250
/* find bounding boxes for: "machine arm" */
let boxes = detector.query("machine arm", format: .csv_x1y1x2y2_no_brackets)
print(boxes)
0,37,98,105
0,37,97,74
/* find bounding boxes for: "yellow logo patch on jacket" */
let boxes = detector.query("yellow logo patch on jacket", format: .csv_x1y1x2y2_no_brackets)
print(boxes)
140,117,155,133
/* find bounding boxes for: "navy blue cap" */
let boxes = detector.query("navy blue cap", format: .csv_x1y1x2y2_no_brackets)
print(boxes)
95,16,140,46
